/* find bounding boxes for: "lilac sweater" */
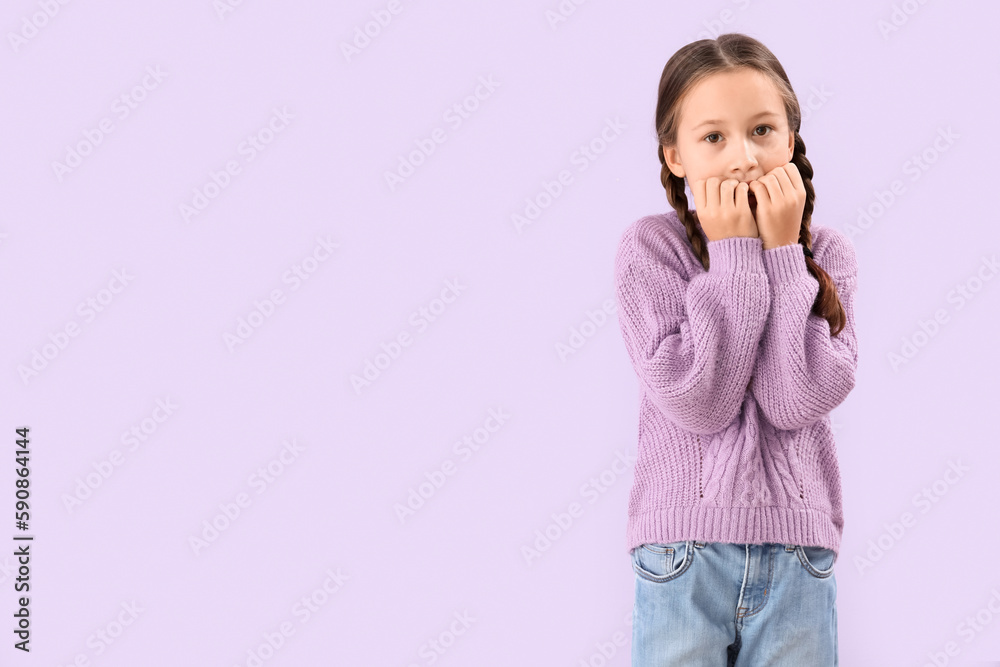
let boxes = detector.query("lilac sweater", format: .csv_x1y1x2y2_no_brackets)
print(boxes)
614,210,859,558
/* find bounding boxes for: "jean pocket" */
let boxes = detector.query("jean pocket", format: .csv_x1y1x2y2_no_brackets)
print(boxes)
795,545,836,578
631,540,693,583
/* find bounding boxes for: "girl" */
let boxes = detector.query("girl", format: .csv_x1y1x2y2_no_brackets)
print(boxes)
614,33,858,666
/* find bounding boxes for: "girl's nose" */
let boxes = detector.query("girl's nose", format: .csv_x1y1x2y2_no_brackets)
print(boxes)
732,149,758,175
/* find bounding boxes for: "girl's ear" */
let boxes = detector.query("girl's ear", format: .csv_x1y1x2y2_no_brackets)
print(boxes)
662,145,686,178
787,131,794,161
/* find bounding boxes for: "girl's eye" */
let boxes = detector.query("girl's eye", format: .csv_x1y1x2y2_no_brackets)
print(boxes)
704,125,773,143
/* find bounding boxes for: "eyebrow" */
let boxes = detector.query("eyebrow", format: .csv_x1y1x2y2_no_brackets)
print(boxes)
691,111,782,131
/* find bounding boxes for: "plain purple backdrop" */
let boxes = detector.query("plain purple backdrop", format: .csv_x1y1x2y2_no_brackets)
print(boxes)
3,0,999,665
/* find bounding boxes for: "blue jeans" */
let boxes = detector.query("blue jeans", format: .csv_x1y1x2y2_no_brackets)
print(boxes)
630,541,838,666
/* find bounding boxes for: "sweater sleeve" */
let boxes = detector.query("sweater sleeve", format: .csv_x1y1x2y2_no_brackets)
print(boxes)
614,222,771,434
750,229,859,431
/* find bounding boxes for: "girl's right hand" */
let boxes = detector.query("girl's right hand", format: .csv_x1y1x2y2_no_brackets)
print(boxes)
691,177,760,242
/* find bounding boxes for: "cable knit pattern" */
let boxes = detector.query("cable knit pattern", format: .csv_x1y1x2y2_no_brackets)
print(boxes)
614,210,858,558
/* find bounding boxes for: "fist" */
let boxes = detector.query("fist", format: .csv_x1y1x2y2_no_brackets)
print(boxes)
746,163,807,250
691,176,760,243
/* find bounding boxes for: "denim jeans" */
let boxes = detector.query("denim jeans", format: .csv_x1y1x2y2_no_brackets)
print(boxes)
630,540,838,666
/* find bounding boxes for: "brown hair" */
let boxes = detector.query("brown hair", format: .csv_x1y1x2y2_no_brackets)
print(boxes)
655,33,846,336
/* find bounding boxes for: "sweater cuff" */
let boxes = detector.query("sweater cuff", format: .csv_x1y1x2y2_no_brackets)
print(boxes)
763,243,809,284
706,236,764,274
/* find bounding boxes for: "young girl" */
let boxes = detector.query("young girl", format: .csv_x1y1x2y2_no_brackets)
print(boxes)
614,33,857,666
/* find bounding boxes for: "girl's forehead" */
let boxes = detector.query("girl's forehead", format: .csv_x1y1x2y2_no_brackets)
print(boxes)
679,71,784,126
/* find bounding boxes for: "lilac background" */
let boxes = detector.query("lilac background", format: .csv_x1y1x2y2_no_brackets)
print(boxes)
3,0,999,665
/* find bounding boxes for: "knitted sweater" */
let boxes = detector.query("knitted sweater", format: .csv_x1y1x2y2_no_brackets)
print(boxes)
614,210,858,559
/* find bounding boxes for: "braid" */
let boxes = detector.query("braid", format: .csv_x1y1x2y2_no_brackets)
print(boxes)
658,145,711,271
792,131,847,336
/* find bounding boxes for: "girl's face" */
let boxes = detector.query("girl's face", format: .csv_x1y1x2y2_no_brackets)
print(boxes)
663,68,795,201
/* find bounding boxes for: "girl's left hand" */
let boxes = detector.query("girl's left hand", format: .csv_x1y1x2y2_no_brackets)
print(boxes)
747,162,806,250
